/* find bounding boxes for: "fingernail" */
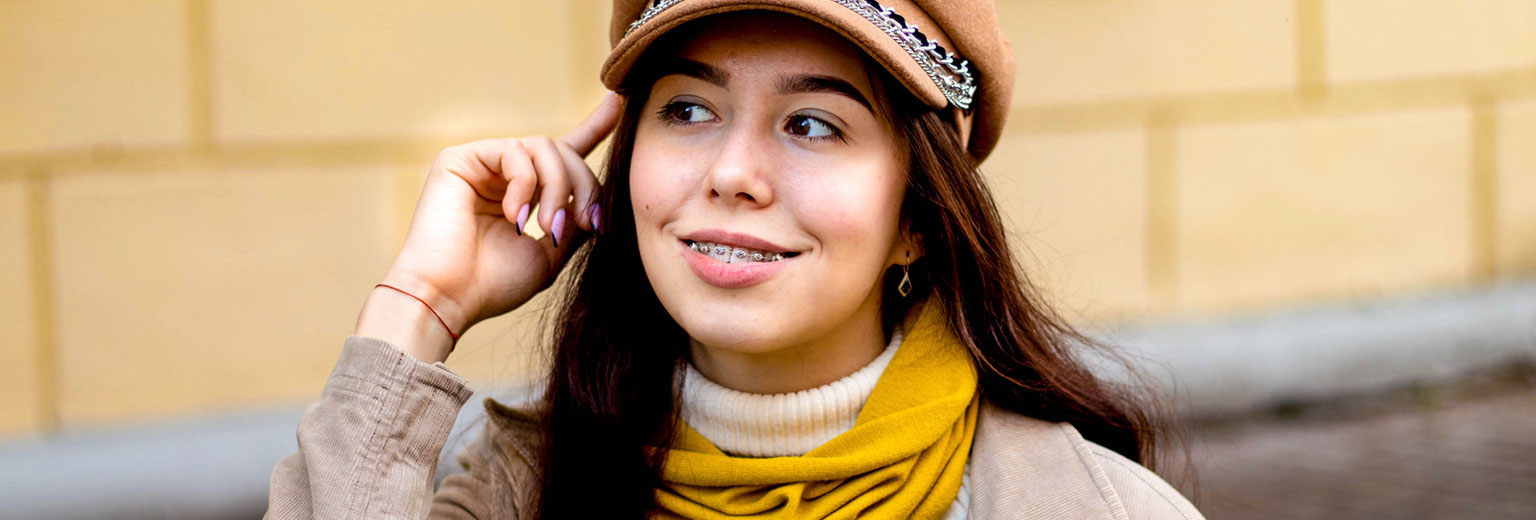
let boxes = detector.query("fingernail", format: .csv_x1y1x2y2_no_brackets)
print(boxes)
552,209,566,248
515,204,529,236
591,203,602,234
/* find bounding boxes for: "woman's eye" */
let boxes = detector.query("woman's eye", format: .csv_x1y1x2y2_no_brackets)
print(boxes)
658,102,716,124
785,114,843,142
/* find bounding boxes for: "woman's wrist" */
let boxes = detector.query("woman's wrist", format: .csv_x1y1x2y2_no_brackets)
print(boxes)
354,283,461,364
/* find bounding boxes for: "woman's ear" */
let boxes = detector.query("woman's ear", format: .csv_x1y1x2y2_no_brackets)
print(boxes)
889,217,924,265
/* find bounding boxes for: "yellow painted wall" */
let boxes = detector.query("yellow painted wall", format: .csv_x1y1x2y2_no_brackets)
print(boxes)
2,0,1533,437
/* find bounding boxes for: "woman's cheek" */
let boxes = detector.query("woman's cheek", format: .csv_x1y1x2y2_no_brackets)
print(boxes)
792,171,894,241
629,154,676,222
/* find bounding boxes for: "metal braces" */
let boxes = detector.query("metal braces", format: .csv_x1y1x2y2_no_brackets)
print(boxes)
624,0,978,110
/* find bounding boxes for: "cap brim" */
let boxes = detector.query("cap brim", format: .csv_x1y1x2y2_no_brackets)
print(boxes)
601,0,953,112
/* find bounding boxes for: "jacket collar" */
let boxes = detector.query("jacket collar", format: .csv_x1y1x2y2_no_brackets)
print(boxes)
969,401,1130,519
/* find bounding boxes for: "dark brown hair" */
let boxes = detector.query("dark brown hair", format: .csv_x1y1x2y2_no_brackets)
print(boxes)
536,21,1164,518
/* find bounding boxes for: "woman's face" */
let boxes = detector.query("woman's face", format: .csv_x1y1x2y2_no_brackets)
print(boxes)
630,13,911,357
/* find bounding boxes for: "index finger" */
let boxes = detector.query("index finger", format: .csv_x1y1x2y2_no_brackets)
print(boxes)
557,92,623,157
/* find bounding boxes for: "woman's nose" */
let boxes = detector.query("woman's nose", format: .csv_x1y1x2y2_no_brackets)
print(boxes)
701,124,775,208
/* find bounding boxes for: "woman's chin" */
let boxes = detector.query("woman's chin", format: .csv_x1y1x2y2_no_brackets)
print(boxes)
674,309,793,354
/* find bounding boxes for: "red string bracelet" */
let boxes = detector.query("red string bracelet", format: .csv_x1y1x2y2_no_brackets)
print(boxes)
374,283,460,342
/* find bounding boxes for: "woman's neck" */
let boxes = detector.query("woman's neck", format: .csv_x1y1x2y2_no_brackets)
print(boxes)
687,299,888,394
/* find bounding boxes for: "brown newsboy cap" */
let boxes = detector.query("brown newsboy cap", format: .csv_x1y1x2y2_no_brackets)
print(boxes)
601,0,1015,161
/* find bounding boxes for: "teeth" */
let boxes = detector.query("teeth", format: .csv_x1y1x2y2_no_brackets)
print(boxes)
687,241,790,263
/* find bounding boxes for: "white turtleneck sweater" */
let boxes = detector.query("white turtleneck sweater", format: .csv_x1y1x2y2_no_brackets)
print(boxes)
679,327,970,519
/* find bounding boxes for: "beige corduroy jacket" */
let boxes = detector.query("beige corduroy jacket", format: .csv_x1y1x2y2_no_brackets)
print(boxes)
265,336,1203,519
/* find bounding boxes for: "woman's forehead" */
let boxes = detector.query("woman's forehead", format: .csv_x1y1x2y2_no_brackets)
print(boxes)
669,12,875,92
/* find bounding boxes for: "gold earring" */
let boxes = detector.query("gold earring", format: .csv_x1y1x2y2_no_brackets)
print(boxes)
898,250,912,297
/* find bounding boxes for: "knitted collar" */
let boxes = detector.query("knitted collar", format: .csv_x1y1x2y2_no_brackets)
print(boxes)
679,326,904,457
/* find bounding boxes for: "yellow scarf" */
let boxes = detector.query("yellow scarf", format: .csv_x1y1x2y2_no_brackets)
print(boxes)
655,301,980,519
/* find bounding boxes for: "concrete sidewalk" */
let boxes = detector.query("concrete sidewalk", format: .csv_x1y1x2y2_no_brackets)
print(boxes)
1176,374,1536,519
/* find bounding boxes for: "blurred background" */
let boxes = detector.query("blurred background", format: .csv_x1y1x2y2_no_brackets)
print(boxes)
2,1,1533,518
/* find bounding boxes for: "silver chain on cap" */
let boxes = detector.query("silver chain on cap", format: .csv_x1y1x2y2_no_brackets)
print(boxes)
626,0,685,35
623,0,978,110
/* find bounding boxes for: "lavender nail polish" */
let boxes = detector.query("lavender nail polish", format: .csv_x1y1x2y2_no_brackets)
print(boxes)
516,204,530,236
591,203,602,234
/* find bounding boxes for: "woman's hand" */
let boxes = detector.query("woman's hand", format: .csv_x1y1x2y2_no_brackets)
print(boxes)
356,93,622,362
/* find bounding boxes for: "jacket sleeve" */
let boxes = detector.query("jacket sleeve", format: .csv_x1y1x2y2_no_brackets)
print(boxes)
264,336,517,519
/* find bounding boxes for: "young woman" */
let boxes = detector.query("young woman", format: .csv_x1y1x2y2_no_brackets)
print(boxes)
268,1,1203,518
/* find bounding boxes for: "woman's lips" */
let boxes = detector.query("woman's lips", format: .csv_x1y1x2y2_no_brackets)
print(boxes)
680,239,792,288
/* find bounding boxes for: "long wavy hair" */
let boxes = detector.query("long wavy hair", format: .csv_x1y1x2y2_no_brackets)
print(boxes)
535,23,1165,518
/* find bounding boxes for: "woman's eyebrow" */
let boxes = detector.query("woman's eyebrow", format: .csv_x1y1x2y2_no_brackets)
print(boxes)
777,75,872,111
654,59,871,111
657,58,729,87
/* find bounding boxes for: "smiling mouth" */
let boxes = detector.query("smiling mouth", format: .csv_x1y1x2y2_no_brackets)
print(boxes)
682,239,801,264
